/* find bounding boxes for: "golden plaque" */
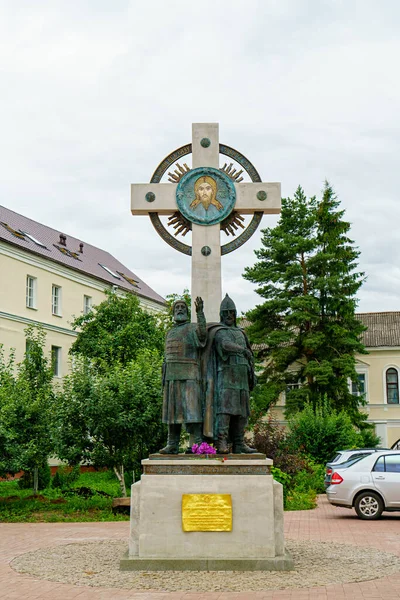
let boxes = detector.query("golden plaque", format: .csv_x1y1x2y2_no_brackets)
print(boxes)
182,494,232,531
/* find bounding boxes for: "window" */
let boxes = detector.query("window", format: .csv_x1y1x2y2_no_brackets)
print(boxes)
385,455,400,473
286,382,301,393
99,264,121,279
51,346,61,377
83,295,92,315
351,373,366,396
19,230,47,248
373,457,385,472
386,368,399,404
373,455,400,473
26,276,37,309
52,285,62,316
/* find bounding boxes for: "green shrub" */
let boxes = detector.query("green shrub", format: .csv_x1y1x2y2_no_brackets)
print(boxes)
286,403,360,464
292,461,325,494
286,489,317,511
271,466,291,505
252,415,309,475
356,426,382,448
52,465,80,490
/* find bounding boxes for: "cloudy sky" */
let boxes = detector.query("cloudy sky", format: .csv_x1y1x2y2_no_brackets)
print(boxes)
1,0,399,315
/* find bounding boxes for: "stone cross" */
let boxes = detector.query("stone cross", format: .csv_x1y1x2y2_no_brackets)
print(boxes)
131,123,280,322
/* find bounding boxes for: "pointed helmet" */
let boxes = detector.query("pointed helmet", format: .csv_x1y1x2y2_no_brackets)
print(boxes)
219,294,237,323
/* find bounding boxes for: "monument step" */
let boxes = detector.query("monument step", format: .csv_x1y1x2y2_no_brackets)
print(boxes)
143,456,271,476
149,453,266,460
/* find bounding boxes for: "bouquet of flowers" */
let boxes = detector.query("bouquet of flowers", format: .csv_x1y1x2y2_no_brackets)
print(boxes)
191,442,216,455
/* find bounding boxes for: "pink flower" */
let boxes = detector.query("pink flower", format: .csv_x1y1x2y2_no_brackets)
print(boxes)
191,442,216,455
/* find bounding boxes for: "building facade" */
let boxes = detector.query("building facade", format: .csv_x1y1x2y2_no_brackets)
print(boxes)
247,312,400,449
0,206,165,377
352,312,400,448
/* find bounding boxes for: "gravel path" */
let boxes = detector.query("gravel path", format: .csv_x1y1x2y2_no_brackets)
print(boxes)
11,538,400,592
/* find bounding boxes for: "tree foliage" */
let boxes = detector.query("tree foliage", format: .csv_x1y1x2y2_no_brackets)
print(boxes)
70,290,164,367
0,326,54,490
285,401,380,464
244,183,367,424
53,350,165,496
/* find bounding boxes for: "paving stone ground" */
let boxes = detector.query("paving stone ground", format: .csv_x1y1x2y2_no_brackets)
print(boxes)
0,495,400,599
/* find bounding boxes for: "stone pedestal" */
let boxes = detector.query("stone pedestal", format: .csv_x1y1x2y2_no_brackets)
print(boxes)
120,455,293,571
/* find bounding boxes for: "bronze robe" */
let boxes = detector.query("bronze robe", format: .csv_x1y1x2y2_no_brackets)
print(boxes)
214,326,252,418
162,322,205,424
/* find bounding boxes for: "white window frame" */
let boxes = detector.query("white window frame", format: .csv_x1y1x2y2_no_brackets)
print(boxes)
83,295,92,315
26,275,37,309
52,284,62,316
348,366,369,404
51,346,61,377
283,373,303,404
383,365,400,405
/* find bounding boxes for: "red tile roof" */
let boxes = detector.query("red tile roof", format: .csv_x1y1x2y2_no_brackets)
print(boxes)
0,205,165,307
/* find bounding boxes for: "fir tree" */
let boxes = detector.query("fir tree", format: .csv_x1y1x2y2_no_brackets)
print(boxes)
244,183,367,425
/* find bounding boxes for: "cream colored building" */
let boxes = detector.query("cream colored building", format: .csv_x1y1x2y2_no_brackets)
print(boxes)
352,312,400,449
0,206,166,378
248,313,400,450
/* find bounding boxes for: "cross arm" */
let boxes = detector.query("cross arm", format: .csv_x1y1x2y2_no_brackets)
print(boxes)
131,183,177,215
234,182,281,214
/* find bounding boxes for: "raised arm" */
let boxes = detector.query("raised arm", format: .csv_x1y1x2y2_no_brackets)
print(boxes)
195,296,206,344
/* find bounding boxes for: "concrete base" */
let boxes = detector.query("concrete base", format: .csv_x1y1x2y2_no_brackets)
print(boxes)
120,550,294,571
121,457,293,571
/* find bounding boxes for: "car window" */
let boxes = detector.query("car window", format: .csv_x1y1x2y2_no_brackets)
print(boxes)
350,452,370,461
329,453,341,463
373,456,385,472
384,455,400,473
345,455,368,466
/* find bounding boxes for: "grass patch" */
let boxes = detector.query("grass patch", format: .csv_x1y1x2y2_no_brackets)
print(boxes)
0,470,129,523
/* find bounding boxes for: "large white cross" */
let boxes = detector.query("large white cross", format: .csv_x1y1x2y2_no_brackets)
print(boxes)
131,123,281,322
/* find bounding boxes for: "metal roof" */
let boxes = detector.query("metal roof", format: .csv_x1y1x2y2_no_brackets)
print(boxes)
356,312,400,348
0,205,165,307
240,312,400,350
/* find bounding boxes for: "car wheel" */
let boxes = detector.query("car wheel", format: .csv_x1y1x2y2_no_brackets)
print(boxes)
354,491,384,520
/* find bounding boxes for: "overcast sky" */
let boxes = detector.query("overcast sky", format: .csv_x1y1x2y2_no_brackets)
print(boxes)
1,1,399,315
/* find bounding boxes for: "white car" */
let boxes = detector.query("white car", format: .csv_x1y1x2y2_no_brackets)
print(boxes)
326,450,400,519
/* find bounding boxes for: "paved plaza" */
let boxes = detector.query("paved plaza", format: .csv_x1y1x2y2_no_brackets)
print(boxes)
0,495,400,599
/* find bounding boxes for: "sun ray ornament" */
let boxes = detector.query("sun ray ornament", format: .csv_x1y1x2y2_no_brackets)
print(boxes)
131,123,281,321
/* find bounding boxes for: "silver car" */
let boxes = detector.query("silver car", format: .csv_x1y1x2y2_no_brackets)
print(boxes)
326,450,400,519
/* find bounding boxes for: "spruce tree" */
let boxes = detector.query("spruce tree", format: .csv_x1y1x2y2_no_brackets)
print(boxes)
244,183,367,425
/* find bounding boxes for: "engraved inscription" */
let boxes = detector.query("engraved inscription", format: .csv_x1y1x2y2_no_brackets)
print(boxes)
182,494,232,532
143,464,270,475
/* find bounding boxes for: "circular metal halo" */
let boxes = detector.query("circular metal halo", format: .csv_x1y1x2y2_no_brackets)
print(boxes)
149,143,263,256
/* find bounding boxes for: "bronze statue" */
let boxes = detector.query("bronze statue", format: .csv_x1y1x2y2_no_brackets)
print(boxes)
159,297,206,454
212,294,257,454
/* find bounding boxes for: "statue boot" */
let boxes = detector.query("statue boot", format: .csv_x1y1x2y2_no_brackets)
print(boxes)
186,422,203,453
232,417,257,454
159,424,181,454
216,413,230,454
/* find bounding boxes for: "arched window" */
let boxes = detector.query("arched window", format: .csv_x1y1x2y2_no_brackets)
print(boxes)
392,439,400,450
386,368,399,404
